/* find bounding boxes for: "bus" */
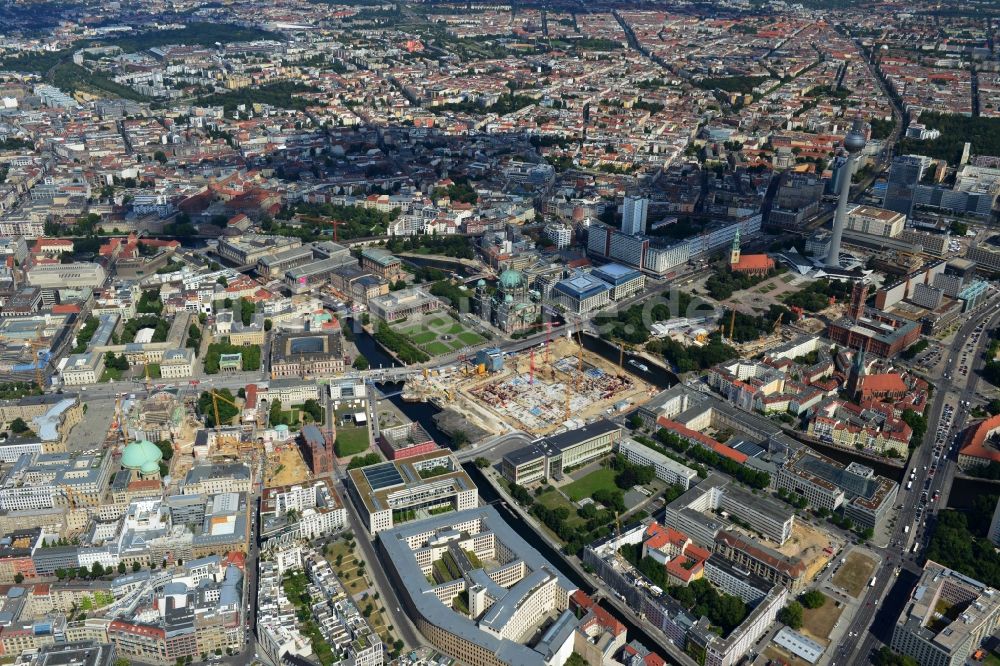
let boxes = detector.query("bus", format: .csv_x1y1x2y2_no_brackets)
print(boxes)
869,576,877,587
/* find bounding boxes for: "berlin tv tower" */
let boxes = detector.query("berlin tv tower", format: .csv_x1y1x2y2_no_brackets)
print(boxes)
826,117,868,268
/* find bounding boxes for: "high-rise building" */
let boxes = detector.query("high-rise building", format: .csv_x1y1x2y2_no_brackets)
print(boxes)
826,118,867,268
621,195,649,236
883,155,929,218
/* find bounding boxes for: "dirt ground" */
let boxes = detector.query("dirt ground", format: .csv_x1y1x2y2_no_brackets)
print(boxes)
764,644,812,666
800,593,844,645
771,521,841,583
832,551,877,598
266,445,311,487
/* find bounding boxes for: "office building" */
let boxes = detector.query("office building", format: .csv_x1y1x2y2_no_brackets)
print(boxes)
590,264,646,301
543,223,572,249
501,419,623,485
621,196,649,236
551,272,611,314
883,155,929,218
182,462,251,496
345,451,478,534
663,474,795,547
21,642,117,666
616,439,698,490
378,507,588,666
378,421,437,461
891,560,1000,666
775,448,898,530
587,225,690,278
966,244,1000,274
846,205,906,238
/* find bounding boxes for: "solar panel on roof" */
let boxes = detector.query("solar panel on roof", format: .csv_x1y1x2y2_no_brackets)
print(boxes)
362,462,405,490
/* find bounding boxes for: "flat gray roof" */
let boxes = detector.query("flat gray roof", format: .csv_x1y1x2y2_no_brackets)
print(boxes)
379,507,577,666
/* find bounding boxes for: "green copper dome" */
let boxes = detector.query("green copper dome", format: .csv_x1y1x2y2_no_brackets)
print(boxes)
499,269,522,289
121,440,163,471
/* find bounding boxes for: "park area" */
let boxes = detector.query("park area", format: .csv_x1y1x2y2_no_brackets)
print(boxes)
334,425,370,457
393,316,485,357
536,488,586,531
563,468,617,502
832,551,877,598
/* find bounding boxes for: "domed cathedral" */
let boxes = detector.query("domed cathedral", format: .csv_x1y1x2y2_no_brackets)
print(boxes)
472,268,543,335
120,439,164,481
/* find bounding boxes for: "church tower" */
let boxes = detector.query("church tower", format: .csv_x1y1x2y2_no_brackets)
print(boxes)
847,341,868,400
730,228,742,267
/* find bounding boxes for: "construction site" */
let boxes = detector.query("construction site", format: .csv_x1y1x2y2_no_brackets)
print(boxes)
404,333,656,437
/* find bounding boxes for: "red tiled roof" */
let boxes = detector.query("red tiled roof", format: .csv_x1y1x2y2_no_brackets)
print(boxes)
732,254,775,271
961,415,1000,465
859,373,908,394
570,590,626,637
656,417,748,464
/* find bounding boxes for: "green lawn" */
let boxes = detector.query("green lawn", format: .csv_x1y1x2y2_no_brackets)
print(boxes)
537,489,585,528
458,331,485,345
564,468,617,502
390,318,484,357
334,426,370,457
410,330,438,344
424,341,452,356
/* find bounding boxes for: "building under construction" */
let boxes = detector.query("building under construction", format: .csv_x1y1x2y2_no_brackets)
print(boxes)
458,336,653,436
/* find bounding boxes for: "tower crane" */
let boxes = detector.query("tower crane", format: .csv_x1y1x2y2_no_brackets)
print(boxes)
26,340,49,390
208,389,242,430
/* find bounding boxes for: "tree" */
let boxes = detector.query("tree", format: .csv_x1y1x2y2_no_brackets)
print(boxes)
301,399,323,423
153,150,167,164
565,654,587,666
873,646,919,666
778,601,803,629
217,276,228,287
353,354,370,370
55,568,67,580
800,590,826,609
132,561,141,573
118,562,127,574
13,573,23,583
9,417,29,434
114,659,131,666
91,562,104,578
475,457,490,468
264,318,273,331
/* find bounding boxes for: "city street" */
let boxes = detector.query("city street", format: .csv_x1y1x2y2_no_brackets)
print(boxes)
838,293,1000,664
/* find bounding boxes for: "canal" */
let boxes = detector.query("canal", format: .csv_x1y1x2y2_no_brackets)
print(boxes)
350,321,678,656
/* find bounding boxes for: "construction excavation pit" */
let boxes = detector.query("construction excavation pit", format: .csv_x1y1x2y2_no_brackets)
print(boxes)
460,337,655,436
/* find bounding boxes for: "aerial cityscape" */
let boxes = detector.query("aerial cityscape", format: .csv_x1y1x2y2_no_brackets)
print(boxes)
2,0,1000,665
